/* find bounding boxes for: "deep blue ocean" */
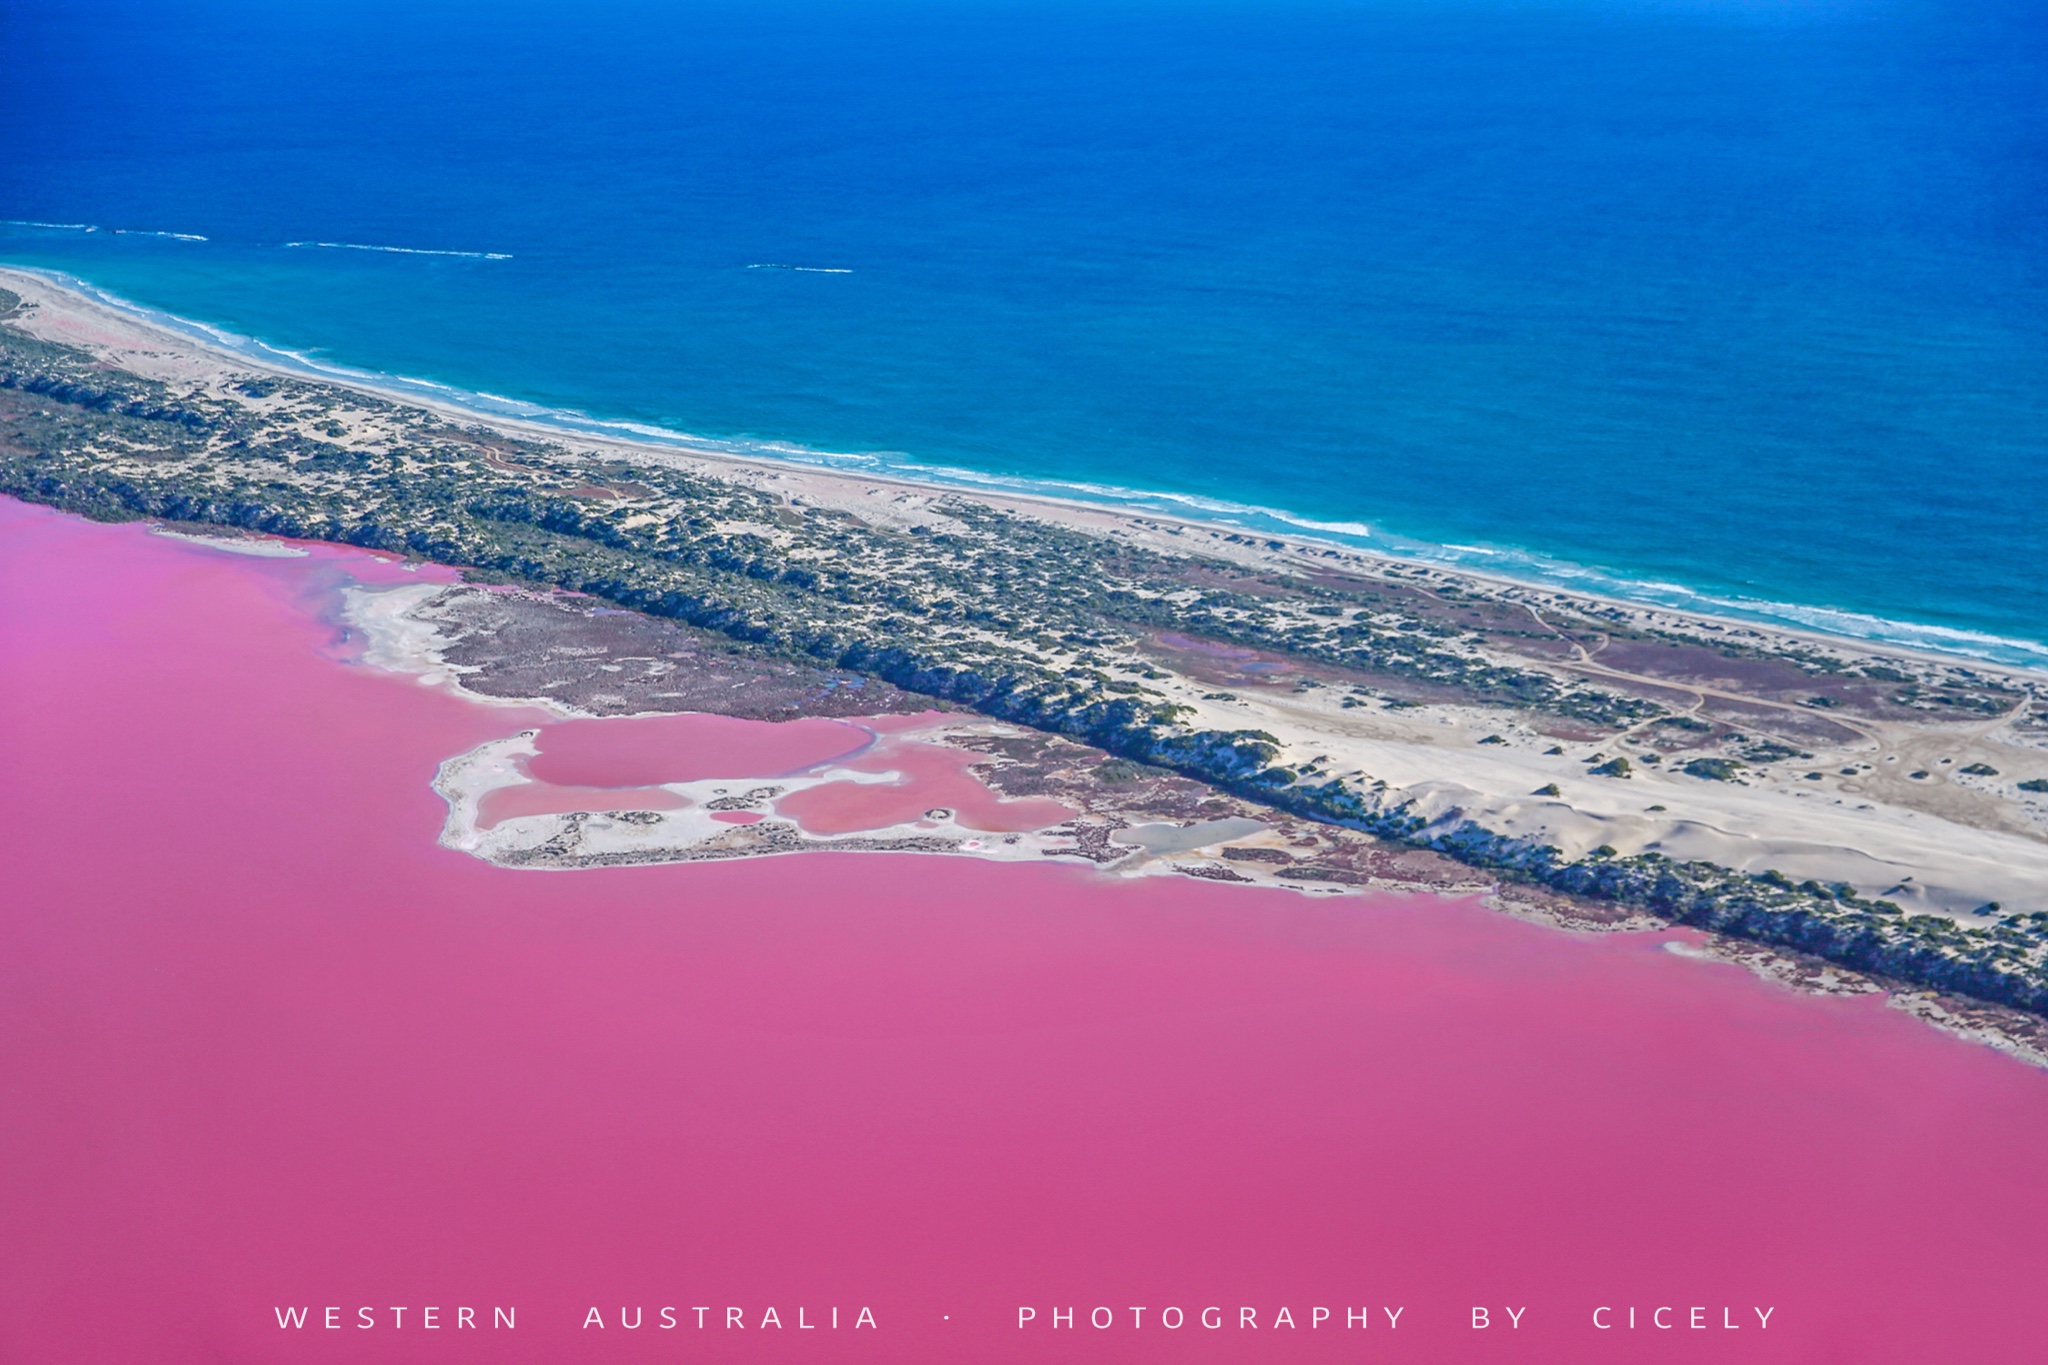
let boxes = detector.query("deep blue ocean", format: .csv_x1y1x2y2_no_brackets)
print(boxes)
3,0,2043,664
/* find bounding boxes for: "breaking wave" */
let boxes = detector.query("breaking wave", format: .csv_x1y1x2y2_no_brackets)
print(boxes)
5,221,207,241
283,241,512,260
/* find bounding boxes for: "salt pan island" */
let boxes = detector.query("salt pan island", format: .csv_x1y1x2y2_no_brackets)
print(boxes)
3,265,2046,1054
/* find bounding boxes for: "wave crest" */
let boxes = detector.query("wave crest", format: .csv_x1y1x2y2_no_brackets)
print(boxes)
282,241,511,260
6,221,207,241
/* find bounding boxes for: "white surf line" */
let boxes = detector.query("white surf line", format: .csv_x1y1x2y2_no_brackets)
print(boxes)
745,263,854,273
282,241,512,260
6,221,207,241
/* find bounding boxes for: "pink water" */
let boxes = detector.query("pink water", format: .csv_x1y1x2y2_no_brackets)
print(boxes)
478,782,694,828
526,713,872,787
5,497,2048,1363
774,731,1075,834
486,710,1072,838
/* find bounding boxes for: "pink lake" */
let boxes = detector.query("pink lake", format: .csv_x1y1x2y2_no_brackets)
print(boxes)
774,730,1076,834
481,709,1074,836
525,712,874,787
5,496,2048,1363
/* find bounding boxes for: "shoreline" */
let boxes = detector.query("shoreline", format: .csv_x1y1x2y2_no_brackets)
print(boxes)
6,261,2042,676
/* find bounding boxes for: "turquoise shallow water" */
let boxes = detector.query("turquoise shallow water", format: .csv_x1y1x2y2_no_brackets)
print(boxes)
3,0,2044,664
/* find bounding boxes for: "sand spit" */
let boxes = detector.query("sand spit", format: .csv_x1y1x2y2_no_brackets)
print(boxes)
432,720,1267,880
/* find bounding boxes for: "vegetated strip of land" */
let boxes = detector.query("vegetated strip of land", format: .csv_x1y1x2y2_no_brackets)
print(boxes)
3,275,2047,1024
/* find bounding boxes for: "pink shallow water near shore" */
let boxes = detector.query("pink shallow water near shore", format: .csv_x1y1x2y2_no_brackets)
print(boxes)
774,731,1076,834
484,710,1075,837
478,780,693,829
5,499,2048,1363
527,713,874,786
